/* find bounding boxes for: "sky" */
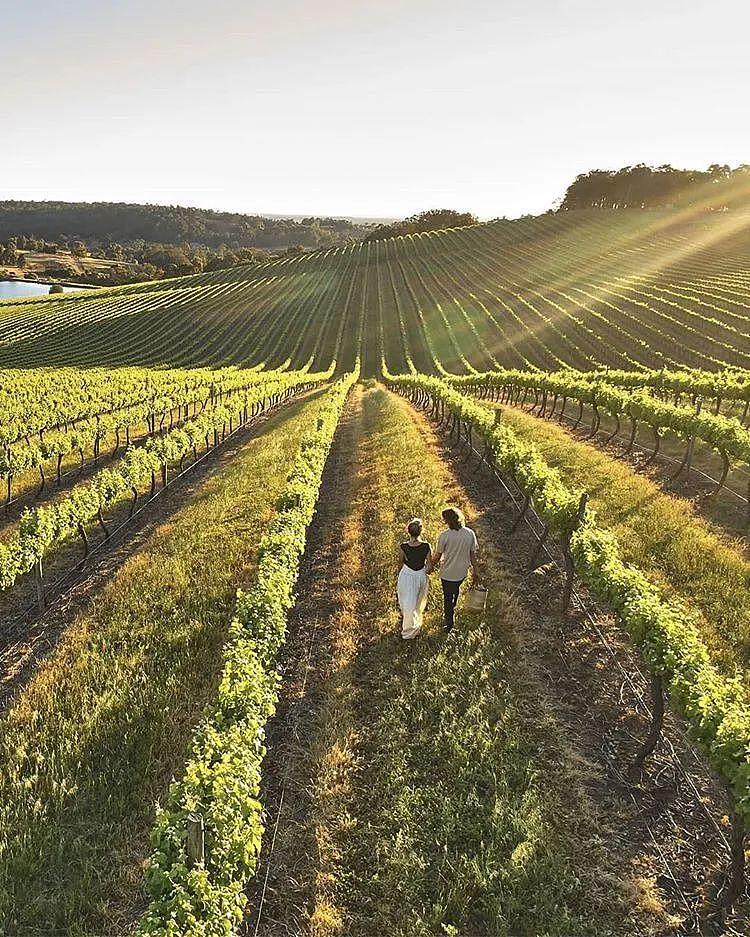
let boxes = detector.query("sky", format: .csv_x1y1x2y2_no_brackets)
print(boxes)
2,0,749,220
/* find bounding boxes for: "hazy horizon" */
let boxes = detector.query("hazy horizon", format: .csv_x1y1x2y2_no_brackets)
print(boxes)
3,0,749,219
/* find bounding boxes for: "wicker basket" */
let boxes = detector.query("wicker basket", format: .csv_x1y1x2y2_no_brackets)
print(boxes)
465,584,488,613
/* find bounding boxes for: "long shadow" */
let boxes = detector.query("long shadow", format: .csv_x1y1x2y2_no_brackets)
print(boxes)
0,619,230,935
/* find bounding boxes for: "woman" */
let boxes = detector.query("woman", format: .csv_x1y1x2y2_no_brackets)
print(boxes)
396,517,432,639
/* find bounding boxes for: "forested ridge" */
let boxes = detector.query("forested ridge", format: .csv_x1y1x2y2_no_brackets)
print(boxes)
561,163,750,211
0,201,372,250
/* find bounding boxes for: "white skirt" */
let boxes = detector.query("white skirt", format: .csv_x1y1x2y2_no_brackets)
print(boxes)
397,565,429,639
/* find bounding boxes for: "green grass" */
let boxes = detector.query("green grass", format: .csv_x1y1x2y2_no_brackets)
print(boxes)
497,402,750,678
0,391,326,937
271,384,665,937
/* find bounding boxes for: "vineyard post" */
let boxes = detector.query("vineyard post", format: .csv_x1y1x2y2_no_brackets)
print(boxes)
686,398,701,480
186,813,205,869
528,527,550,570
34,559,45,613
562,493,588,612
510,489,533,533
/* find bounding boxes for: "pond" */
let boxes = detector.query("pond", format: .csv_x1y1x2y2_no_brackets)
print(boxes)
0,280,79,300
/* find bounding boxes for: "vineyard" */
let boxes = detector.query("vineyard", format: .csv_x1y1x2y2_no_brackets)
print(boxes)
1,208,750,936
1,209,750,374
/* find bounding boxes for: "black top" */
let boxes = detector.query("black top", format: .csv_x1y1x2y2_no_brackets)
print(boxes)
401,541,431,571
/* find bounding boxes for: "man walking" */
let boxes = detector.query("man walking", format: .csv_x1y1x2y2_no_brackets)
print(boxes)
431,507,480,632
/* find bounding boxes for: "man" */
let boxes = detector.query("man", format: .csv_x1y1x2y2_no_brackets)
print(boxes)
431,507,480,632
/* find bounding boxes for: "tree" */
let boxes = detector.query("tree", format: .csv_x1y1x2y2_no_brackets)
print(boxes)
365,209,478,242
559,164,750,212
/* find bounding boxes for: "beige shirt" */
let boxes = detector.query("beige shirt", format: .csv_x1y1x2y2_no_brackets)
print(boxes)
436,526,477,581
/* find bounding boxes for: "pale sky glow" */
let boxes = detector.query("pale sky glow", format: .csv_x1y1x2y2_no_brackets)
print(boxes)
3,0,749,219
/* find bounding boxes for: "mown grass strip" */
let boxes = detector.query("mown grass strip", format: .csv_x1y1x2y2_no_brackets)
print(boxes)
0,392,329,937
300,384,662,936
386,375,750,844
137,373,357,936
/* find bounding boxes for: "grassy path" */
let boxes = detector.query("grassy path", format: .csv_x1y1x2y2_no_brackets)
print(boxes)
491,403,750,679
247,384,666,937
0,391,327,937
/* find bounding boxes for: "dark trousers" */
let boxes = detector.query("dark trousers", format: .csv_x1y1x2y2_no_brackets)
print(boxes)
441,578,465,629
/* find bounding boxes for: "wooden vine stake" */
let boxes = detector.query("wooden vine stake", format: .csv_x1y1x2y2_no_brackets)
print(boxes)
186,813,205,869
562,492,589,612
686,398,701,480
34,558,45,613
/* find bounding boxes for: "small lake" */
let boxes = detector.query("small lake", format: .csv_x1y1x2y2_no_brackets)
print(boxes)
0,280,79,300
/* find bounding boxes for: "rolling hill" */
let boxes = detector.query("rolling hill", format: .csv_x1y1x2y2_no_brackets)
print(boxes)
2,208,749,375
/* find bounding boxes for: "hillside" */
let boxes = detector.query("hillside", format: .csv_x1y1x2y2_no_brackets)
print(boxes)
2,209,750,933
1,208,749,374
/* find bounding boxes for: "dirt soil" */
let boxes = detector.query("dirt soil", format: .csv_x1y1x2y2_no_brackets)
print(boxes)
243,386,362,935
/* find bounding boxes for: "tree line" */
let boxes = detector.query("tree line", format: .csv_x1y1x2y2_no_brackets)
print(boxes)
0,235,279,286
364,209,478,241
560,164,750,211
0,201,373,251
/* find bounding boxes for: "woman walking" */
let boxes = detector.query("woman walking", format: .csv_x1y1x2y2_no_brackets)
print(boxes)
396,518,432,639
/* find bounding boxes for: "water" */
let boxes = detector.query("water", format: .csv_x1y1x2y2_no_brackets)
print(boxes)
0,280,78,300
